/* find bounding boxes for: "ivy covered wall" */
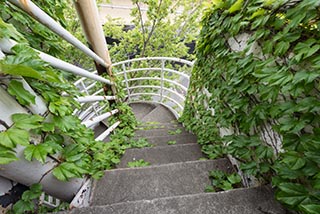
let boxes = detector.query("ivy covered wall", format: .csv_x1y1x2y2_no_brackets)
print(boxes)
181,0,320,213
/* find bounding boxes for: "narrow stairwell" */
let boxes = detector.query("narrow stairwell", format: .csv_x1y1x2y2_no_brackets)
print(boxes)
67,103,286,214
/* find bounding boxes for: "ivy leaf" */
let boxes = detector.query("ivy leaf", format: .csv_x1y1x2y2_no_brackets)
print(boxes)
12,199,34,214
0,149,18,164
274,41,290,56
256,145,274,159
22,183,42,201
281,151,306,170
52,162,82,181
7,80,36,106
276,182,309,206
41,122,55,132
227,173,241,184
24,144,51,164
53,115,81,132
228,0,243,13
12,113,43,130
0,63,43,80
300,204,320,214
0,128,29,148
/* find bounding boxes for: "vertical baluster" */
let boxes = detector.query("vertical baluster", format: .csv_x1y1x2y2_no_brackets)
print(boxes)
122,63,131,101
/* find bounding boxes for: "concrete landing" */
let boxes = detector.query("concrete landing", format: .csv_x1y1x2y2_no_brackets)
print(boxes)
91,159,233,206
67,186,286,214
117,144,204,168
140,104,177,123
129,103,156,120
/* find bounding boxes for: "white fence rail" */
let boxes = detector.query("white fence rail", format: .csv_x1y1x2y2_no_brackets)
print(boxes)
1,0,194,210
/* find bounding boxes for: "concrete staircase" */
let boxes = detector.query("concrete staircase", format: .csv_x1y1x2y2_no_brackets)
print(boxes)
67,103,286,214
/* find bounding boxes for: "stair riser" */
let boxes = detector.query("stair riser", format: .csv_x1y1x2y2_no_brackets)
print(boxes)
118,144,204,168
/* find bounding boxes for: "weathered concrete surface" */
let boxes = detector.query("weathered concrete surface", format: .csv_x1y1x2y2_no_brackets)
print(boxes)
92,159,233,206
117,144,204,168
129,103,156,121
141,104,177,123
131,134,197,147
134,126,191,137
67,186,286,214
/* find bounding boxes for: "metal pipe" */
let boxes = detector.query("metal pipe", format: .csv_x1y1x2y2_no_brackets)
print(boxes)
128,85,185,101
8,0,110,68
82,109,119,127
116,67,190,79
0,38,113,85
160,60,165,102
112,57,194,67
0,87,84,201
75,95,116,103
74,0,118,96
95,121,121,141
122,64,131,101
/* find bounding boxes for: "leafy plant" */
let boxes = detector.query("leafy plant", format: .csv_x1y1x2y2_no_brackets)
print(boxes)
12,184,42,214
181,0,320,213
0,2,137,211
129,138,153,148
205,170,242,192
168,129,182,135
127,159,151,168
167,140,177,145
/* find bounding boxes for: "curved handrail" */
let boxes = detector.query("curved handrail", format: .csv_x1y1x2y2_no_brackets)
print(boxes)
112,57,193,118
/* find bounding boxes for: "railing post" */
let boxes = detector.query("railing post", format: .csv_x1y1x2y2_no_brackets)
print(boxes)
160,59,165,102
74,0,117,98
122,64,131,101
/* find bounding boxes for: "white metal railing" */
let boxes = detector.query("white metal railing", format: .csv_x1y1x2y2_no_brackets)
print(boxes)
1,0,194,210
114,57,194,118
0,0,121,209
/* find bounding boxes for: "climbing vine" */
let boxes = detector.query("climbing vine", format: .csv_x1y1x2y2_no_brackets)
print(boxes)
0,0,137,211
181,0,320,213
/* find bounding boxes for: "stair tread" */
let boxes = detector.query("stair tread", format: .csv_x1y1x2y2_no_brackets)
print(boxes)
130,103,157,120
141,104,177,123
117,144,204,168
67,186,286,214
131,134,197,146
91,159,233,206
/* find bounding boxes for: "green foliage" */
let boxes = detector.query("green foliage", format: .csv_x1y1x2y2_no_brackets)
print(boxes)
168,128,182,135
0,2,140,214
181,0,320,213
103,0,205,61
12,184,42,214
129,138,153,148
205,170,242,192
127,159,151,168
167,140,176,145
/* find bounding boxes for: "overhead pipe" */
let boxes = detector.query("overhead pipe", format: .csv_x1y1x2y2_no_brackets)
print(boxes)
0,38,113,85
73,0,118,97
8,0,110,69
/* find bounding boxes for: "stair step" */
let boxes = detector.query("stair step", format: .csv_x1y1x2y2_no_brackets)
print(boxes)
129,103,157,120
91,159,233,206
136,121,183,130
117,144,204,168
132,133,197,146
141,104,177,123
135,127,191,138
68,186,286,214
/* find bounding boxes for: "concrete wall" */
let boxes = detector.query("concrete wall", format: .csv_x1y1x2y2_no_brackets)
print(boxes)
99,0,147,24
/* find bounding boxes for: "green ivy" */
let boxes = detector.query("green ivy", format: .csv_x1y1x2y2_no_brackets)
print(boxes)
0,2,137,210
181,0,320,213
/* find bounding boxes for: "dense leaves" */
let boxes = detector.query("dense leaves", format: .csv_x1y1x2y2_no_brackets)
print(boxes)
181,0,320,213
